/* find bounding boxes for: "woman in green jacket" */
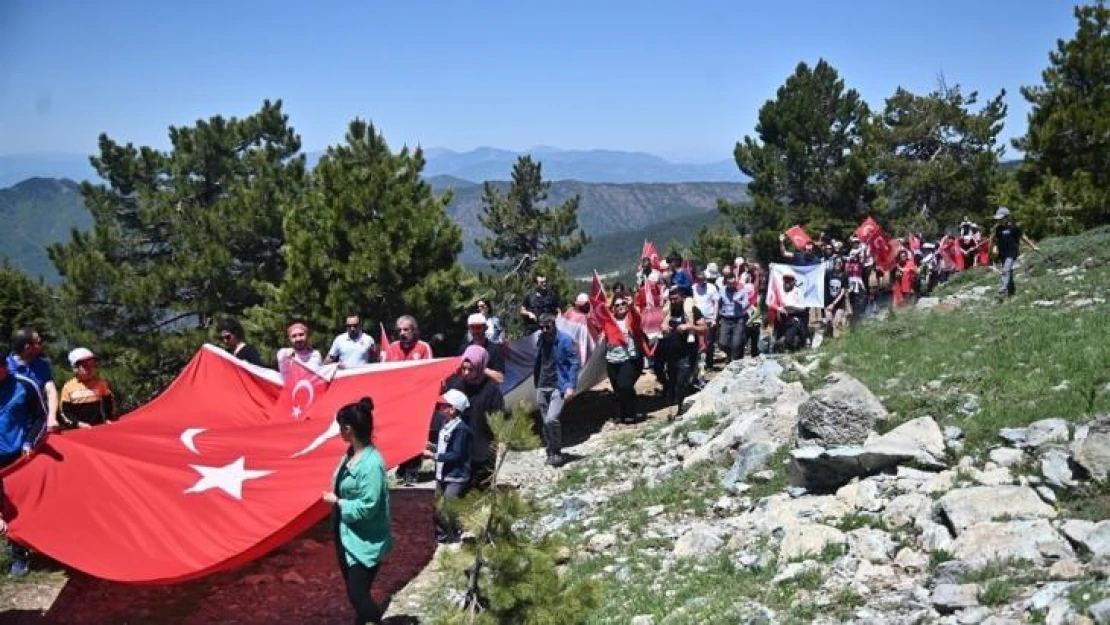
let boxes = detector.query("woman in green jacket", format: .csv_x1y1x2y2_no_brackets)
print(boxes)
322,397,393,625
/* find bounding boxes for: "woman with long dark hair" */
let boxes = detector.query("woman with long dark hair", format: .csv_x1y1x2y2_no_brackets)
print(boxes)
322,397,392,625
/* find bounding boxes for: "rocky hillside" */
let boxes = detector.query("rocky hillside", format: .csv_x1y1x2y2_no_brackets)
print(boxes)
392,226,1110,624
0,177,88,281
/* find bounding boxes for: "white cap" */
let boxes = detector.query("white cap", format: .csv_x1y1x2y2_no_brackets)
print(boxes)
439,389,470,412
735,257,745,266
648,271,660,283
68,347,96,366
993,207,1011,220
467,313,487,327
575,292,589,305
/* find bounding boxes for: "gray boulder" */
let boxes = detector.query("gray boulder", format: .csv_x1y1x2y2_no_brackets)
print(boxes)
1073,414,1110,482
789,445,915,492
864,416,947,467
796,373,889,446
1089,598,1110,625
938,486,1056,534
1059,519,1110,558
950,519,1075,567
720,441,778,495
931,584,980,614
1026,418,1072,448
1040,448,1078,489
673,526,724,558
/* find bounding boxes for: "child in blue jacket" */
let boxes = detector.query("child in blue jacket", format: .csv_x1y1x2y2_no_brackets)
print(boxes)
424,389,473,543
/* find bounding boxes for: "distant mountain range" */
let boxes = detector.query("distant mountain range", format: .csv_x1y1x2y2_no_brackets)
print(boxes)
2,147,743,188
0,176,747,282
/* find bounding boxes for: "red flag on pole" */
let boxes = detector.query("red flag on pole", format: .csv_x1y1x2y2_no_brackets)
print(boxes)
589,271,626,346
378,323,391,362
784,225,812,249
641,240,662,271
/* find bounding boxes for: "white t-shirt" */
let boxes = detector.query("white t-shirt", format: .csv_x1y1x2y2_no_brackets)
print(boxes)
327,332,376,367
276,348,323,376
692,282,721,322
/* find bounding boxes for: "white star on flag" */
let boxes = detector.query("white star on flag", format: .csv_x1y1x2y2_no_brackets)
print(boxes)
184,457,274,500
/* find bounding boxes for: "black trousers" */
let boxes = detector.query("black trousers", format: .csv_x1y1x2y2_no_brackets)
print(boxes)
607,359,640,420
662,343,697,408
740,323,760,358
341,560,383,625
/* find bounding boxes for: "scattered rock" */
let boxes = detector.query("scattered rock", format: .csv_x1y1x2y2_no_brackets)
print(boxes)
1036,485,1058,504
917,297,941,309
957,607,993,624
772,559,821,584
950,519,1075,566
939,486,1056,534
649,462,681,487
749,469,776,483
1048,558,1086,580
970,465,1014,487
1033,300,1059,308
1089,598,1110,625
883,493,932,528
645,505,666,518
1025,418,1072,448
1027,582,1075,612
686,430,710,446
917,519,954,553
852,560,898,589
630,616,655,625
944,426,965,442
588,532,617,553
931,584,980,614
960,394,980,416
1059,520,1110,558
1072,414,1110,482
1040,448,1078,488
789,445,916,492
779,523,846,560
673,527,723,558
932,560,972,585
720,441,778,494
988,447,1025,467
796,373,890,446
864,416,948,467
893,547,928,573
836,480,885,513
847,528,897,563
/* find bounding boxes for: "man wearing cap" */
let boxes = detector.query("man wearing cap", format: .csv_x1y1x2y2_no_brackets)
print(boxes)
772,270,808,352
325,313,376,368
0,354,47,577
990,207,1040,300
7,327,58,432
423,389,473,543
459,313,505,385
659,286,706,417
59,348,115,429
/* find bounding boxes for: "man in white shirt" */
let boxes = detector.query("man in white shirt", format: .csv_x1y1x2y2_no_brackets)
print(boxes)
692,268,721,371
325,314,376,368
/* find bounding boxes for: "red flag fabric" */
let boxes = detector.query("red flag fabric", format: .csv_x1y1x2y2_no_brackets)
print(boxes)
589,271,626,347
641,240,662,271
856,218,899,271
1,345,460,584
268,359,336,421
909,234,922,251
784,225,812,249
855,217,883,244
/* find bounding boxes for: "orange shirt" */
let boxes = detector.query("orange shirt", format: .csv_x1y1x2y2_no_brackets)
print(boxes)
60,377,115,426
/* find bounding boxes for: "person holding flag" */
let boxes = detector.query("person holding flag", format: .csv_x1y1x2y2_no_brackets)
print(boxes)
604,294,647,424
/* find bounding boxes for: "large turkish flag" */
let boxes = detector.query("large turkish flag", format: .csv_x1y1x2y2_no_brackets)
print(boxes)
0,345,460,584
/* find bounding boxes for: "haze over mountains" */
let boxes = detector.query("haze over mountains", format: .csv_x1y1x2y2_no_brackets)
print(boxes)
1,147,744,188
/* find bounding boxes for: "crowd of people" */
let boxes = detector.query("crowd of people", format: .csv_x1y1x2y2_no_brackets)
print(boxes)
0,207,1037,624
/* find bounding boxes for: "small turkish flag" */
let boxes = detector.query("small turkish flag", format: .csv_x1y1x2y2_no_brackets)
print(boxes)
269,359,336,421
785,225,812,249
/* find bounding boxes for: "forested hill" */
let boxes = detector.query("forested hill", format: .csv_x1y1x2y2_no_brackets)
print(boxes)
0,176,747,281
438,178,747,264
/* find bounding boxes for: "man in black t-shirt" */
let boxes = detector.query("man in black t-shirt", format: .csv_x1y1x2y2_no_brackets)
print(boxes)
520,274,561,335
824,258,849,338
990,207,1040,299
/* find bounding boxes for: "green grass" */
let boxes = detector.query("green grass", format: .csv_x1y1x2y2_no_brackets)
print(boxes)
979,579,1017,606
837,513,889,532
1069,580,1110,614
746,446,792,500
822,226,1110,453
928,549,955,573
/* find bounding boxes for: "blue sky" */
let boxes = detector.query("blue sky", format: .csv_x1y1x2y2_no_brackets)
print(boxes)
0,0,1080,162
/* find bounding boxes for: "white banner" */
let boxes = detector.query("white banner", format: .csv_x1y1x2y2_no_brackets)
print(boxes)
767,263,826,309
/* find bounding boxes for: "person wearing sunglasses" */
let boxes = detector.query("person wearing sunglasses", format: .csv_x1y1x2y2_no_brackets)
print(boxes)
326,313,377,368
216,317,263,367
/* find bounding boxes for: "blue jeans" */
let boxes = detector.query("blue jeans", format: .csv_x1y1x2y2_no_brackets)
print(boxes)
998,257,1016,297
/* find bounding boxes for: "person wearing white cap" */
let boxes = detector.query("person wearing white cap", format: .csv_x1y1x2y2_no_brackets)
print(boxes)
59,347,115,429
990,207,1040,300
459,313,505,384
423,389,473,543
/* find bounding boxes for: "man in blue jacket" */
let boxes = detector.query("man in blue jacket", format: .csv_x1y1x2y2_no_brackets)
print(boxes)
533,314,580,467
0,355,47,577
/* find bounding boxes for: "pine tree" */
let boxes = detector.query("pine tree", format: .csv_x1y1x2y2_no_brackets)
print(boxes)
873,78,1008,235
251,119,475,353
48,100,305,405
435,403,599,624
732,59,876,239
475,156,589,334
0,262,54,346
1013,1,1110,233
